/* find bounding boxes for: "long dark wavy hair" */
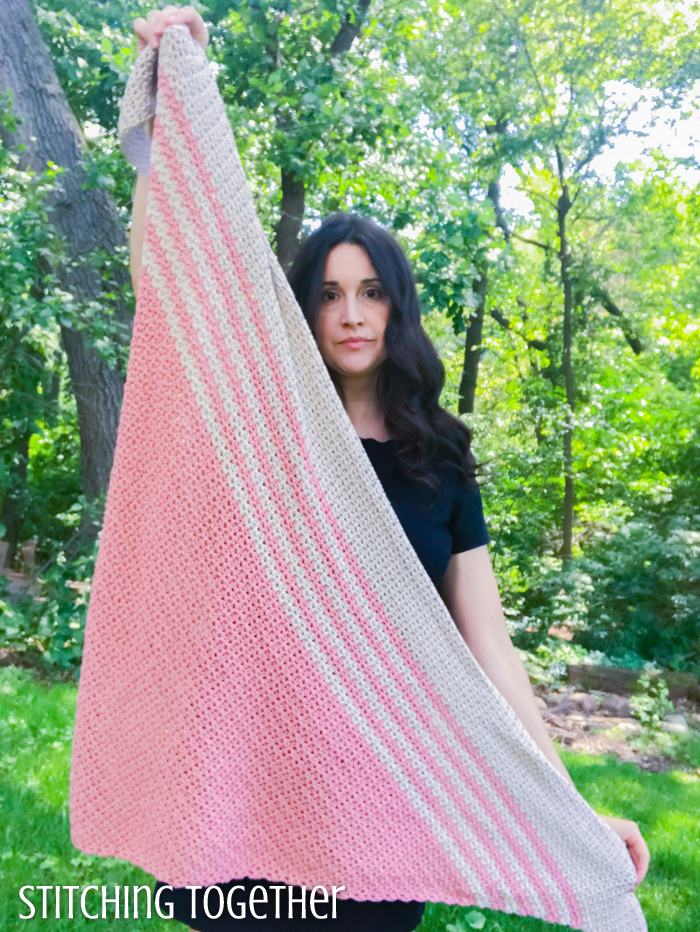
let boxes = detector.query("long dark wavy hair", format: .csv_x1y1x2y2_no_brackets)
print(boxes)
286,212,481,492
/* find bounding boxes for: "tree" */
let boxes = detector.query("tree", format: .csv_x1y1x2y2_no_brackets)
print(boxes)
208,0,427,268
0,0,133,544
412,0,695,560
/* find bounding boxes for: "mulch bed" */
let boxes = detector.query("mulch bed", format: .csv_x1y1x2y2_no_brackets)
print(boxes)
535,684,700,773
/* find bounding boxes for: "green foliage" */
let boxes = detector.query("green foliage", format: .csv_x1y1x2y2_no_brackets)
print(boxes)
515,638,592,689
447,910,487,931
1,0,698,679
668,730,700,771
495,510,700,672
0,528,99,679
625,723,699,769
630,674,674,729
23,410,83,548
574,517,700,671
32,3,141,132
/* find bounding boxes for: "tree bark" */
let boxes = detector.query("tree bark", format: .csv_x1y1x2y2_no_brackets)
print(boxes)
458,259,488,415
557,179,575,564
0,434,30,569
275,168,305,273
0,0,131,544
329,0,372,55
568,665,700,703
273,0,372,269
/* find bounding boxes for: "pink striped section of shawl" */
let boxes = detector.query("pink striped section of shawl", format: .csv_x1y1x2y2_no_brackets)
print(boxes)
68,25,647,932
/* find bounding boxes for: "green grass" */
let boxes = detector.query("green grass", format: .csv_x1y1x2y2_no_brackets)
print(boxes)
1,664,698,931
419,754,700,932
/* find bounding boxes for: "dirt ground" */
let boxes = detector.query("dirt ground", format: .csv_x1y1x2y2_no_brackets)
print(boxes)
534,684,700,773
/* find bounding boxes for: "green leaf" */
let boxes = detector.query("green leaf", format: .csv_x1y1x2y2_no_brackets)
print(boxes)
465,910,487,930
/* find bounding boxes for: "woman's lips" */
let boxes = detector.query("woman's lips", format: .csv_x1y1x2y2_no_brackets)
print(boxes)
340,339,371,349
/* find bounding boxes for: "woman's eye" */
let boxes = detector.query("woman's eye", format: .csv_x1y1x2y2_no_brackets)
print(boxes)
365,287,384,300
322,291,337,302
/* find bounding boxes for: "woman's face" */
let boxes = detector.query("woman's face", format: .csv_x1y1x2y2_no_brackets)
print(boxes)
313,243,391,379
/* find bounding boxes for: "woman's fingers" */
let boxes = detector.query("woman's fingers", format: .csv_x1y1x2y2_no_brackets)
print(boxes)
133,6,208,55
132,17,149,54
600,815,650,886
164,6,209,48
149,7,178,48
626,825,651,885
133,11,165,53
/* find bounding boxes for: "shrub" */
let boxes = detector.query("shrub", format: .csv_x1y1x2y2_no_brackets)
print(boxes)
575,516,700,672
629,673,674,728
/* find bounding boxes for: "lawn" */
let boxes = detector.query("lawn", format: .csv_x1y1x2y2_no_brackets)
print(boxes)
1,664,698,931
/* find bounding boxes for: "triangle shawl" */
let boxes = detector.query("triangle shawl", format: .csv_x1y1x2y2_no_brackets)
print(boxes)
69,25,647,932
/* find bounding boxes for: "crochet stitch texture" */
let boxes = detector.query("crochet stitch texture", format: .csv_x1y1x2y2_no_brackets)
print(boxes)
69,25,647,932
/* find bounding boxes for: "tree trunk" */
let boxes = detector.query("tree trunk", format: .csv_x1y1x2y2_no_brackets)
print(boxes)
557,183,575,563
275,168,305,272
273,0,371,271
0,434,30,569
458,260,488,415
0,0,131,544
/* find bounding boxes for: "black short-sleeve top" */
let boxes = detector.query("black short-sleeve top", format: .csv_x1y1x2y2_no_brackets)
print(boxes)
360,437,490,586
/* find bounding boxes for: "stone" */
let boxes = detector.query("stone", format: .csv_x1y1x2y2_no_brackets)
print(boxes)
574,693,599,714
615,721,642,735
546,692,574,715
541,711,569,729
665,713,687,725
661,714,688,735
660,721,688,734
602,694,632,718
21,539,37,568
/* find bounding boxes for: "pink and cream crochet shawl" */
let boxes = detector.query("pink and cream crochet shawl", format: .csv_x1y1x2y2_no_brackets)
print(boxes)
69,26,646,932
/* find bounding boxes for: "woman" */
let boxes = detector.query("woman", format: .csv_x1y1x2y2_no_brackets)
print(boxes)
131,8,650,931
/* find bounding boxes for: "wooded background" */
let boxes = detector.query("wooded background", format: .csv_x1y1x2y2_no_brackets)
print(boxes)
0,0,699,679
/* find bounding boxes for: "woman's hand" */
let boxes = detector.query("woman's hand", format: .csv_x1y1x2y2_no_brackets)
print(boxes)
600,815,650,885
133,5,209,56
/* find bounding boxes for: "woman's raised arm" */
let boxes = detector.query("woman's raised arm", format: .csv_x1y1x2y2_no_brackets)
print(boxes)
129,162,150,295
129,6,209,295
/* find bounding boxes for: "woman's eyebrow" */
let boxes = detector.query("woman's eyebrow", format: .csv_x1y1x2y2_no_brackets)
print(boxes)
322,278,381,285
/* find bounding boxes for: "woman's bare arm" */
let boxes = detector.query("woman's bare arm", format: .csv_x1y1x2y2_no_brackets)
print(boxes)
130,169,150,295
129,113,154,294
437,545,650,883
129,6,209,294
437,545,574,783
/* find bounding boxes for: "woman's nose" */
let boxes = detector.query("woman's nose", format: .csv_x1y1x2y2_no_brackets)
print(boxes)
341,295,364,324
